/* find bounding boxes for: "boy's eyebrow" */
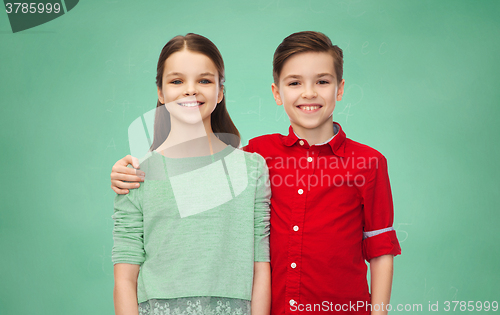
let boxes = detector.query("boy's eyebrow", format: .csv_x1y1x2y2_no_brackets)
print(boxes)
282,73,335,80
317,73,335,78
282,74,302,80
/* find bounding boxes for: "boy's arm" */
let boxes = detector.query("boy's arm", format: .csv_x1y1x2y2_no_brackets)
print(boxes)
251,262,271,315
111,155,145,194
369,255,394,315
114,263,140,315
360,154,400,314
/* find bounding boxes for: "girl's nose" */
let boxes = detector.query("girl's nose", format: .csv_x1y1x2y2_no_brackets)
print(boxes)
183,83,198,96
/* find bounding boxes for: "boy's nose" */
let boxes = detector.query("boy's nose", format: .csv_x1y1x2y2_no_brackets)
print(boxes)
301,86,317,99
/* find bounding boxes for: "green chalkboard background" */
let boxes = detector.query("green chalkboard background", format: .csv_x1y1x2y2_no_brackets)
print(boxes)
1,0,499,314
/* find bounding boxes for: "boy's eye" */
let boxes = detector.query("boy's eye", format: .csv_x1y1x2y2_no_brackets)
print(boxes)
288,81,300,86
318,80,330,85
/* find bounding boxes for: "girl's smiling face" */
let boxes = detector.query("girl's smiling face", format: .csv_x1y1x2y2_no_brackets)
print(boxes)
272,51,344,134
157,49,223,125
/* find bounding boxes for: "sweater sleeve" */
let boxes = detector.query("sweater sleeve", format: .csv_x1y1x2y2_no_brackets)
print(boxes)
111,175,145,265
251,153,271,262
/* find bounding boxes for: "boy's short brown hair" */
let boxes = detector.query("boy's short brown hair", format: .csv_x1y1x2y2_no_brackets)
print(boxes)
273,31,344,85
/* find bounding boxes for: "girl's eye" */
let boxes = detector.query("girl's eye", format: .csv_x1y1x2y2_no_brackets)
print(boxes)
170,80,182,85
200,79,212,84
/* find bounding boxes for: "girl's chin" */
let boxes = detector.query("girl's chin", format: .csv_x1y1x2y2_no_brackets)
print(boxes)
170,114,213,125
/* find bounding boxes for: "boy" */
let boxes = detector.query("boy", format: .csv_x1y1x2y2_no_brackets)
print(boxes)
111,31,401,314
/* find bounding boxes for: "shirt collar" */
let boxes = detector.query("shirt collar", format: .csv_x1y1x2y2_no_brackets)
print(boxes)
282,122,346,157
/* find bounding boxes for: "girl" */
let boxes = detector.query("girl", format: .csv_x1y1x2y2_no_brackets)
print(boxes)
112,33,271,315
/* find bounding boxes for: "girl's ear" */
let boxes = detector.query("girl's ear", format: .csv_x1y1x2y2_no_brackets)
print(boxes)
217,85,224,104
271,83,283,106
157,86,165,104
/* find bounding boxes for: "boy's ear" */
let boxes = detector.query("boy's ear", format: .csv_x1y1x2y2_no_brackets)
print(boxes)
336,79,345,101
271,83,283,106
217,85,224,104
157,86,165,104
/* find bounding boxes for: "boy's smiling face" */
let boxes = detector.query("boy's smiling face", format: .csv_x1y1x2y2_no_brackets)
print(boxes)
272,51,344,137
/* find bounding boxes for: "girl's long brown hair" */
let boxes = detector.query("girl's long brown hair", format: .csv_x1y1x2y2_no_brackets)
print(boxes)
149,33,240,151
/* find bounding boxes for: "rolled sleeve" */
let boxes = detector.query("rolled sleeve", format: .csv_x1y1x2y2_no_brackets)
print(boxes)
252,153,271,262
112,186,145,265
361,154,401,261
363,229,400,261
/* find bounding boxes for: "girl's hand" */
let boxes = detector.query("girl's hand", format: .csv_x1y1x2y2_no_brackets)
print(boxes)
110,155,145,194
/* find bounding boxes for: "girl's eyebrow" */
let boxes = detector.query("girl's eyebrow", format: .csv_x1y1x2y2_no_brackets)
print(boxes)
166,72,215,77
165,72,184,77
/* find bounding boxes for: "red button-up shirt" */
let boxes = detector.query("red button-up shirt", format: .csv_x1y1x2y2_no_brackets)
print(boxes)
244,122,401,315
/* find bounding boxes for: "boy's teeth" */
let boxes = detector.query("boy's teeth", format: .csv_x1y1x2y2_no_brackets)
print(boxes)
300,105,320,111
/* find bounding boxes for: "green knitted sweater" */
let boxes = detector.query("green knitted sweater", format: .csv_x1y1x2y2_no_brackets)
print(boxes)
112,145,271,303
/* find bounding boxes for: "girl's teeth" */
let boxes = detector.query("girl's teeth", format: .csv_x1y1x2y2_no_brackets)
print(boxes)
180,102,200,107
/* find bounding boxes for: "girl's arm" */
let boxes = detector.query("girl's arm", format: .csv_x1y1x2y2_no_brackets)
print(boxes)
251,153,272,315
112,178,145,315
114,263,140,315
369,254,394,315
251,262,271,315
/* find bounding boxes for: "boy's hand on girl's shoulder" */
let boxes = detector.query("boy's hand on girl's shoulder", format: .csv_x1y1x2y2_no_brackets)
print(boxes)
110,155,145,195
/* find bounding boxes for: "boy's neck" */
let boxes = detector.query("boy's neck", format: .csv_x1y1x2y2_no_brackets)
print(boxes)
291,121,336,145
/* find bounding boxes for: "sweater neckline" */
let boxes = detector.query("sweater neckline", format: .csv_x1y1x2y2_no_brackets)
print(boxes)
151,144,235,162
